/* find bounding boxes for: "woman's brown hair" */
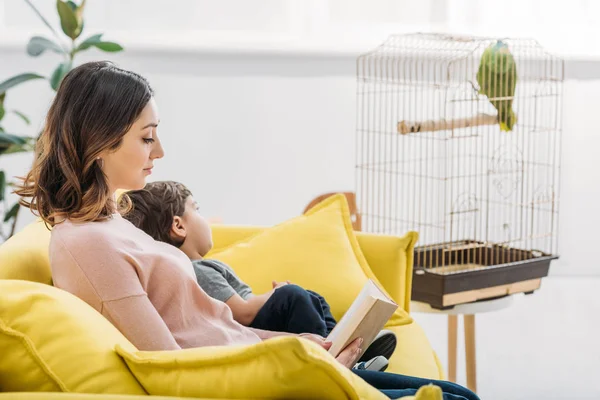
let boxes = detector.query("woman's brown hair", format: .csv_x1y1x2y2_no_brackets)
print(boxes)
15,61,154,226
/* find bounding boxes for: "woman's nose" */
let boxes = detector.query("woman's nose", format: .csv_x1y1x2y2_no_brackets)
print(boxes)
151,137,165,159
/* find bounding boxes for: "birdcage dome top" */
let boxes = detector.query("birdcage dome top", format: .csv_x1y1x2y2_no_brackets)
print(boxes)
357,33,562,84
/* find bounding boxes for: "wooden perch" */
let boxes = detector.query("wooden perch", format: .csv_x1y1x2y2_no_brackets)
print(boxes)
398,113,498,135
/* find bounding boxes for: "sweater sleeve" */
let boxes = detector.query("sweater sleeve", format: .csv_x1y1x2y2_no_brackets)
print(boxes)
102,294,180,351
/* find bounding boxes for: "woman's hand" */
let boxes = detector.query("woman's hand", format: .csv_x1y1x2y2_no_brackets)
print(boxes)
335,337,364,369
298,333,332,351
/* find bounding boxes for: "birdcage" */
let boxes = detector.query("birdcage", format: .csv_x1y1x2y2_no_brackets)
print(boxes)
355,33,563,309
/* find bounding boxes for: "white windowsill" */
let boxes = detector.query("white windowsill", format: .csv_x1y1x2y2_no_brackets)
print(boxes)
1,31,599,80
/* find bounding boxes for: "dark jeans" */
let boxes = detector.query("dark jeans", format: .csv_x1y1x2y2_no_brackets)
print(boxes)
353,369,480,400
249,284,336,336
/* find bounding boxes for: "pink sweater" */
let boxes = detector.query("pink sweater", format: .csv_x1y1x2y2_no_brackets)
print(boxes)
49,212,261,351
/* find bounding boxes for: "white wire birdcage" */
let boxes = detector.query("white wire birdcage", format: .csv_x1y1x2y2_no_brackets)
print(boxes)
355,33,563,308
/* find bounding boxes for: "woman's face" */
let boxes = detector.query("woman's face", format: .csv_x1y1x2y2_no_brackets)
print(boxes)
101,97,164,193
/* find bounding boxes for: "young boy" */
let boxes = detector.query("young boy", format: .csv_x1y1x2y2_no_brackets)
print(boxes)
120,181,396,370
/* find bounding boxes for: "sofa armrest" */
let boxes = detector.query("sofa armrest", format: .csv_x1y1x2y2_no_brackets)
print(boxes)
209,225,418,313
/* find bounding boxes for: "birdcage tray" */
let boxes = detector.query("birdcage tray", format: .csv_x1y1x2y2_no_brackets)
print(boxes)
411,240,558,309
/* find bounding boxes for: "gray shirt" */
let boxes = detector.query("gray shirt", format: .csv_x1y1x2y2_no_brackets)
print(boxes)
192,259,253,303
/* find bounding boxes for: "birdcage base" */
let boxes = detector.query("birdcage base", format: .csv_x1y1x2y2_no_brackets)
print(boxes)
411,240,557,309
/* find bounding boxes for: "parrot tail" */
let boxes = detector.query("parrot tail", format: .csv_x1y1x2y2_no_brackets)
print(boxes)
499,109,517,132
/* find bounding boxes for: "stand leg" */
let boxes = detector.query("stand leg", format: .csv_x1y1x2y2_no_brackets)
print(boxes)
464,314,477,393
448,315,457,382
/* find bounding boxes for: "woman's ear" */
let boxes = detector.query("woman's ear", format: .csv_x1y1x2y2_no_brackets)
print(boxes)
170,215,187,242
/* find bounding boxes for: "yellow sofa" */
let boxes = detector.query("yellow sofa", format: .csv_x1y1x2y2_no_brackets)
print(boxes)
0,219,443,399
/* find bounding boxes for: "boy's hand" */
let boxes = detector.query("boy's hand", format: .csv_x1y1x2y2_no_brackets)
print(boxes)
272,280,292,289
298,333,332,351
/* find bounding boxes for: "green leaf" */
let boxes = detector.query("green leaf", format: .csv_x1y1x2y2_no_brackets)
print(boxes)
68,0,86,36
4,203,20,223
56,0,80,39
0,170,5,202
0,73,45,95
50,61,72,91
94,41,124,52
0,132,31,155
0,93,5,121
75,33,103,52
75,35,124,54
26,36,65,56
75,0,86,22
10,110,31,125
0,131,28,147
0,137,35,155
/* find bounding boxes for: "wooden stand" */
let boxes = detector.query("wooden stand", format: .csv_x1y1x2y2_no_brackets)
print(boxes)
447,315,458,382
463,314,477,392
412,295,515,394
447,314,477,392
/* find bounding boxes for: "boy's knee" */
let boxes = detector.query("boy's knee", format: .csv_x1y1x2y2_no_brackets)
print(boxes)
274,284,307,299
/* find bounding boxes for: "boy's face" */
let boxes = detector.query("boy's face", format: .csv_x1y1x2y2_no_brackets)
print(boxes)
180,196,213,257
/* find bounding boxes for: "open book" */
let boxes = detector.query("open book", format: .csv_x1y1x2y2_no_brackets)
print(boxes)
326,279,398,363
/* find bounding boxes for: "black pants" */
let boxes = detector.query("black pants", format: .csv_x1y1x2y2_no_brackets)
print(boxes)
249,284,337,336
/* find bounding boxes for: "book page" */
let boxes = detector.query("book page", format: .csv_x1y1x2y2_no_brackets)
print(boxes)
325,281,372,346
326,299,376,357
326,280,397,360
364,279,395,303
342,300,398,364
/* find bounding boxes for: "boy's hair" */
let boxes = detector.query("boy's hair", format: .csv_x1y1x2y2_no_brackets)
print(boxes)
120,181,192,247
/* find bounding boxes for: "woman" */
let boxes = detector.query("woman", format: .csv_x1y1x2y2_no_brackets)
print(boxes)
16,61,479,400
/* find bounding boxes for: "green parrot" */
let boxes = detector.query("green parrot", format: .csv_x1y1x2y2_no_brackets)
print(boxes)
476,40,518,132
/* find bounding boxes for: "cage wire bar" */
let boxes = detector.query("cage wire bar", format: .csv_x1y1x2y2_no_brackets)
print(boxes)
356,33,563,284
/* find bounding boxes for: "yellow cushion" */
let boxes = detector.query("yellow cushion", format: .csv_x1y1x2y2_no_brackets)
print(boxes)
0,280,145,395
0,391,441,400
210,225,419,312
0,388,441,400
385,323,445,380
0,220,52,283
206,194,412,326
401,385,443,400
0,395,188,400
116,336,387,400
353,232,418,312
